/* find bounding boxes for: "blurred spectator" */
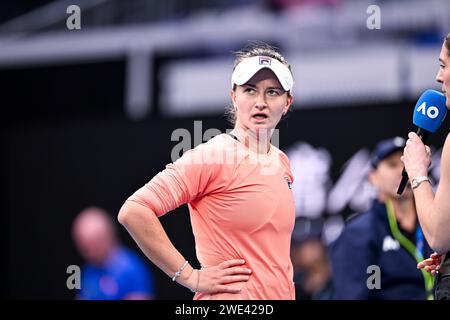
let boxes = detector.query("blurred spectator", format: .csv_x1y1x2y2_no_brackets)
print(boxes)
291,219,333,300
72,207,155,300
330,137,435,300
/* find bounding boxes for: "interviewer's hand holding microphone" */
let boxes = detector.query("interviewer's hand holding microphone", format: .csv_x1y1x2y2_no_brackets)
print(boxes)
402,131,431,183
399,89,447,275
398,89,447,195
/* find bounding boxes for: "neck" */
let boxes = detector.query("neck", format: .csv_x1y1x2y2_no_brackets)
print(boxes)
231,127,272,155
389,196,416,233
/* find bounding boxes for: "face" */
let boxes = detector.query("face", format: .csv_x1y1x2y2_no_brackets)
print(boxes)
292,240,329,294
436,42,450,109
369,151,412,199
230,68,293,133
73,213,115,266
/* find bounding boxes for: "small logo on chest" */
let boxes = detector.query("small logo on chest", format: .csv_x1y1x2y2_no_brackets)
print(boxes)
382,235,400,252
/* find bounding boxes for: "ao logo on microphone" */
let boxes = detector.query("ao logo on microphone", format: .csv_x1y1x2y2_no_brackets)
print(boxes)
416,101,439,119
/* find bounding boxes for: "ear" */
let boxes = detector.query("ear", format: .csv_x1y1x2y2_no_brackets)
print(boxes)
368,171,378,188
230,89,237,109
284,94,293,115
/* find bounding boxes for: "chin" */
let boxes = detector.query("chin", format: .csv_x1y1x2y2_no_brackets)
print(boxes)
248,123,269,131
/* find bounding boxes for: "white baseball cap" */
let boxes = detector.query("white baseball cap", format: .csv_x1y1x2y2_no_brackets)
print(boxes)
231,56,294,93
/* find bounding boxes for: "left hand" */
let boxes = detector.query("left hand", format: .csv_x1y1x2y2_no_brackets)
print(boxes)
401,132,431,179
417,252,443,276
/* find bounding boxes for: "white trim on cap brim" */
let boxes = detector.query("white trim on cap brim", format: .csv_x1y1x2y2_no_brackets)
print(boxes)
231,56,293,93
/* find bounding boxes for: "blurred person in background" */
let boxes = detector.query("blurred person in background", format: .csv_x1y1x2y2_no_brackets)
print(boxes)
72,207,155,300
291,221,333,300
330,137,434,300
118,42,297,299
402,32,450,300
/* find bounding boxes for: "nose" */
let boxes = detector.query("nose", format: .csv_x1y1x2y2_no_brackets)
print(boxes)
255,92,267,110
436,69,443,84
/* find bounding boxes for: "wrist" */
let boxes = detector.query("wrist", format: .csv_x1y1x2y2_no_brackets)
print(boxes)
176,264,195,288
179,268,200,293
411,176,431,190
408,170,428,180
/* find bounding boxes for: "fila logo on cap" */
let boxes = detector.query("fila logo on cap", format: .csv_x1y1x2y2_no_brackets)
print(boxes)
259,57,272,66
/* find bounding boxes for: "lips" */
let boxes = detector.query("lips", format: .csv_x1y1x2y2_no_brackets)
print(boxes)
252,113,268,120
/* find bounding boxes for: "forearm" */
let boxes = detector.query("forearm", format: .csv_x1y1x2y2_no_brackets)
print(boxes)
414,183,450,254
412,182,437,245
118,200,195,289
404,133,450,254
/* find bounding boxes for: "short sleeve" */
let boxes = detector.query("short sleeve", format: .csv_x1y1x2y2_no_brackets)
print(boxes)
127,142,223,217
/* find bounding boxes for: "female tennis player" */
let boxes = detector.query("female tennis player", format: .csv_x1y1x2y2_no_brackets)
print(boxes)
118,42,296,300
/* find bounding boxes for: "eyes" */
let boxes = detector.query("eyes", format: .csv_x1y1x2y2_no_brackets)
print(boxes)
243,87,284,96
267,89,283,96
386,161,398,168
385,160,402,169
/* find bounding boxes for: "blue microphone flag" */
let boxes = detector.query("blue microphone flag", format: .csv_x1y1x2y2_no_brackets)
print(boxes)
413,89,447,133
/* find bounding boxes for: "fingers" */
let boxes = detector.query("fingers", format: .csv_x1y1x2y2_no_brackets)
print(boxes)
222,275,250,284
200,259,252,295
408,132,419,141
428,253,442,264
220,262,252,284
220,259,246,269
418,253,443,274
430,265,440,276
430,252,441,259
424,263,440,270
222,266,252,276
215,285,242,294
424,265,434,272
405,138,427,149
417,258,434,268
405,132,428,149
424,265,440,274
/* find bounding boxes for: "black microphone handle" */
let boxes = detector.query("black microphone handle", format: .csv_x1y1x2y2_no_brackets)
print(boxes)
396,127,430,195
416,127,430,142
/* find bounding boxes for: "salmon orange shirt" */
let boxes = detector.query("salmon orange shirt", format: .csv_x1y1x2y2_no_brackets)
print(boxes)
128,133,296,299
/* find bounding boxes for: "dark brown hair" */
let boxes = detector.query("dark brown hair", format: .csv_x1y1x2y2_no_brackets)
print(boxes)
445,32,450,56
